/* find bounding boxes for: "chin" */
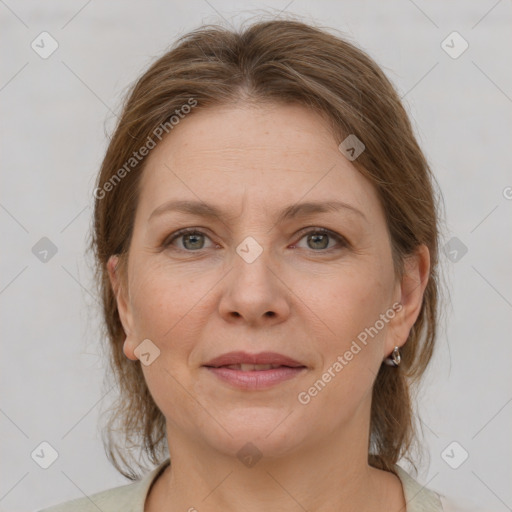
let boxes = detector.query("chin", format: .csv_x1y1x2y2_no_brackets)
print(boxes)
201,408,308,460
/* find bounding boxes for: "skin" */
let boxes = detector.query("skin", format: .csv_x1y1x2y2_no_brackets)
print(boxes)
108,102,430,512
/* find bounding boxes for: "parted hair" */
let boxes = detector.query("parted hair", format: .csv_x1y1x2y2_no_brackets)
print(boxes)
90,16,442,480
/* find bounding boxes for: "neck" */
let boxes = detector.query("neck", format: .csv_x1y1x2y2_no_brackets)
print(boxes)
147,423,404,512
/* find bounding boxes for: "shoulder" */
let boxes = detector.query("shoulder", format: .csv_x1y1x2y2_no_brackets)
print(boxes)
37,459,171,512
394,465,486,512
439,494,489,512
394,464,444,511
37,482,143,512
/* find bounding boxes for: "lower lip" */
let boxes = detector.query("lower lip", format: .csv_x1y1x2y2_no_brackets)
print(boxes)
204,366,307,390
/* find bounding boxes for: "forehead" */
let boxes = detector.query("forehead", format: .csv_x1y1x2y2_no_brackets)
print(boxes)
137,103,381,221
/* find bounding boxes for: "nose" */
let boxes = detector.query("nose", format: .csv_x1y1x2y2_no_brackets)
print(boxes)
218,241,291,327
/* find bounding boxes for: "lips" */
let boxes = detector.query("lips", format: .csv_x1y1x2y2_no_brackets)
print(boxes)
223,363,285,371
203,351,307,390
203,351,306,369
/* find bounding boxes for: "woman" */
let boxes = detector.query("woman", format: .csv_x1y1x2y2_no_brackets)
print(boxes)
40,17,468,512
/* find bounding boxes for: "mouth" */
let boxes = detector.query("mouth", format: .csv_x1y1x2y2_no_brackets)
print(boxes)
203,351,306,368
202,352,308,390
211,363,301,371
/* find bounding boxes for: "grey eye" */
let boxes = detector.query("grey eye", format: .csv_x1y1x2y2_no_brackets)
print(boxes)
181,232,206,250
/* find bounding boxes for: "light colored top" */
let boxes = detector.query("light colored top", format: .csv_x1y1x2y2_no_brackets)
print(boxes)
37,458,472,512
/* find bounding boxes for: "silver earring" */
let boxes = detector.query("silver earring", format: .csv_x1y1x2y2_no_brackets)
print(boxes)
384,346,401,367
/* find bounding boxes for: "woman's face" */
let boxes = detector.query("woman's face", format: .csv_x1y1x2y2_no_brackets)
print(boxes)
109,102,426,461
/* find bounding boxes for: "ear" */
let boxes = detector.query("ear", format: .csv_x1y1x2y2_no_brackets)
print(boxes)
385,244,430,359
107,255,138,361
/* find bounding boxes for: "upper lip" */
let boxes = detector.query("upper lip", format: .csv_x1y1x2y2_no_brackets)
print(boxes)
203,351,306,368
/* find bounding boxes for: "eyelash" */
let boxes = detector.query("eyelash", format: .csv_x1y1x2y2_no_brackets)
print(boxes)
163,227,349,254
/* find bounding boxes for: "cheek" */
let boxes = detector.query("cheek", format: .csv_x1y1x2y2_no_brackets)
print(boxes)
308,258,395,393
325,264,392,335
299,276,392,420
130,265,209,426
129,260,194,332
128,260,217,371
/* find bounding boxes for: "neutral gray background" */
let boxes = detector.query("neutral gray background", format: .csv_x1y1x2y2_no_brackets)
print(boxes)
1,1,511,511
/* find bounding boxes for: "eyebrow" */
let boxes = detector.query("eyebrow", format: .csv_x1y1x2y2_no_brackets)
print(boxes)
148,199,367,224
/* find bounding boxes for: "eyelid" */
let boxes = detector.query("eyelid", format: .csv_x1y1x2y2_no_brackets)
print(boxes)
163,227,217,249
292,226,350,249
163,226,349,252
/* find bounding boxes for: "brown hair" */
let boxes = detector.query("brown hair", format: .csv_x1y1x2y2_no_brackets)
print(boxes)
90,16,442,480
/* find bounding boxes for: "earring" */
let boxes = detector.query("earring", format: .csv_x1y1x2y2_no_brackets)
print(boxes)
384,346,401,367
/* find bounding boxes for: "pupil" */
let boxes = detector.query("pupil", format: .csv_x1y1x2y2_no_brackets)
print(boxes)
309,233,328,250
184,234,203,250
